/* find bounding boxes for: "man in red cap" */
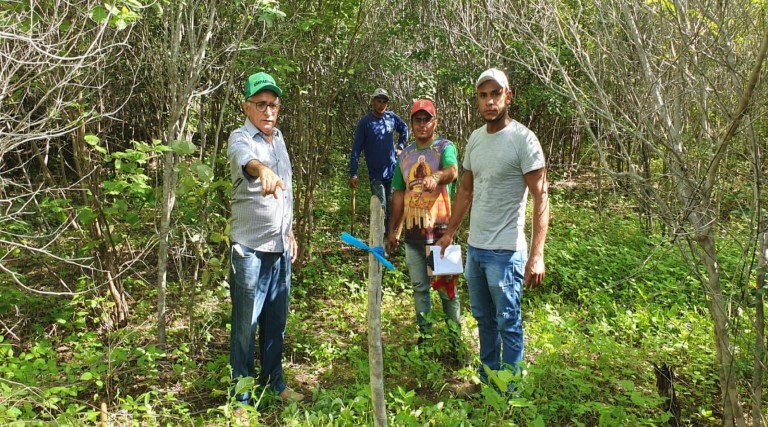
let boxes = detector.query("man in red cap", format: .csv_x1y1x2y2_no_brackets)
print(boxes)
387,98,462,359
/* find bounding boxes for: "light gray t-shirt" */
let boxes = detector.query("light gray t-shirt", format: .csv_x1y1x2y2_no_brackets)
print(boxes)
463,120,545,251
228,118,293,253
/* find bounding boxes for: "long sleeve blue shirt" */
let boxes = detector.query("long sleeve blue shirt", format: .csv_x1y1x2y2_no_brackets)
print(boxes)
349,111,409,181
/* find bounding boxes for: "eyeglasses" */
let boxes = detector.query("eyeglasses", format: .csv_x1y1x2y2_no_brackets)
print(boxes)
247,101,281,112
411,117,434,125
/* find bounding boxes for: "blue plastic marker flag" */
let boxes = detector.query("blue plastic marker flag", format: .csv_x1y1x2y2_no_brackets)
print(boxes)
340,232,395,270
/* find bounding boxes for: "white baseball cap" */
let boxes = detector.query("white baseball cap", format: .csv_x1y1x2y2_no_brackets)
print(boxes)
371,88,390,100
476,68,509,90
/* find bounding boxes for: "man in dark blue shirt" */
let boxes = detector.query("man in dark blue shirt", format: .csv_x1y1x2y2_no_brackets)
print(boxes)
349,88,409,237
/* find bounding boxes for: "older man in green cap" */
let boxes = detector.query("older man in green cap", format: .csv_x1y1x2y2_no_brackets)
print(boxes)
227,71,304,405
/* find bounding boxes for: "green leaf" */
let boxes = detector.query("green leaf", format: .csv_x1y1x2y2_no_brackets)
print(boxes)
125,212,141,226
125,0,143,9
202,270,210,286
234,376,255,395
193,163,214,182
5,406,22,418
90,7,108,24
94,145,108,155
171,140,196,155
177,175,196,195
129,181,152,199
508,397,533,407
630,391,646,406
103,180,129,195
114,18,128,31
151,2,163,17
77,207,98,226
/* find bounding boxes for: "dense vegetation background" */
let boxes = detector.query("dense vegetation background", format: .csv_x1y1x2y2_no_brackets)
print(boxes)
1,0,767,425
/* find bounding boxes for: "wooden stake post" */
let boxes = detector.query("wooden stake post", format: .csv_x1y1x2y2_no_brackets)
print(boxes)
367,196,387,427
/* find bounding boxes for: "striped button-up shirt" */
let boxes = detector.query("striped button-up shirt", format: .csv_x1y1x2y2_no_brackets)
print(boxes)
227,118,293,253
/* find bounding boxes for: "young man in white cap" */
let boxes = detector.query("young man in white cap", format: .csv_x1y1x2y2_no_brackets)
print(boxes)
387,99,461,358
436,68,550,391
227,71,304,405
349,88,409,237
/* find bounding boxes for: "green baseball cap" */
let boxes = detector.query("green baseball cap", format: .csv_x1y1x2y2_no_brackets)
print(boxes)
243,72,282,99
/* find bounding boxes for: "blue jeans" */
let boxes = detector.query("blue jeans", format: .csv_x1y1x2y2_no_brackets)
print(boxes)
229,244,291,402
370,179,392,237
404,243,461,335
465,245,526,382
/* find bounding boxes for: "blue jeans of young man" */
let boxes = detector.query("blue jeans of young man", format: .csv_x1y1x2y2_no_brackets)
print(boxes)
404,242,461,336
465,245,526,382
229,243,291,403
370,179,392,237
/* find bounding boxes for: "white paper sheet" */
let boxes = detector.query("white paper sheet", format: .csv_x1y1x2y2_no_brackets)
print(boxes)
428,245,464,276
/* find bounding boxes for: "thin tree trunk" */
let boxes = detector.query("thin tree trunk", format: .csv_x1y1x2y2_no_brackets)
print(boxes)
754,221,766,426
71,98,128,328
752,121,766,425
696,234,747,427
154,0,217,347
157,149,178,347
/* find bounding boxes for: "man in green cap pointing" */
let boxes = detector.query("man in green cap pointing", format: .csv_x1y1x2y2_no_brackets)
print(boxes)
227,71,304,406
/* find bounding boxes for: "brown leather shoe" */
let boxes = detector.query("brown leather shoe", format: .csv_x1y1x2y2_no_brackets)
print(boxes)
278,387,305,402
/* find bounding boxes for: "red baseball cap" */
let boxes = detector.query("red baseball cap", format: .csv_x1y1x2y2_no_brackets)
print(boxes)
410,99,436,118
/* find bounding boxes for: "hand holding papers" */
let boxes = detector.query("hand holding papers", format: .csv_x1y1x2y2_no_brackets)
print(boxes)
427,245,462,300
426,245,463,276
